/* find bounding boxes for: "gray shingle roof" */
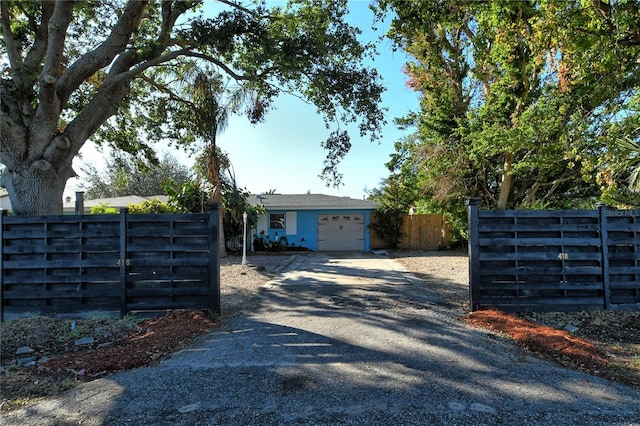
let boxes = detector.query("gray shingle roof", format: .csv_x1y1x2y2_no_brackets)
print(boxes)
248,194,378,210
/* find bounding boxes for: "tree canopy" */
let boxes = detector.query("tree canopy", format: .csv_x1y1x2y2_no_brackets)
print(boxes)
0,0,384,215
373,0,640,229
80,151,192,199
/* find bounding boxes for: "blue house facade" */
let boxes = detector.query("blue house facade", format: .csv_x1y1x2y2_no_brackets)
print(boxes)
248,194,379,251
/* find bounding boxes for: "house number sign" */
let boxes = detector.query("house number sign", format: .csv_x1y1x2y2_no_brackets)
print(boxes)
558,253,569,260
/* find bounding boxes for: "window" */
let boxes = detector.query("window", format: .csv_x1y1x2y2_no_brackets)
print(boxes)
269,213,285,229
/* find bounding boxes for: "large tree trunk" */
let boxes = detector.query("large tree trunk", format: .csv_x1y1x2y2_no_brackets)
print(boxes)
2,162,69,215
497,152,514,209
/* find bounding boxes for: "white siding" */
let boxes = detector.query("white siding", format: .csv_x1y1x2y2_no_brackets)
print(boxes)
257,215,268,234
285,211,297,235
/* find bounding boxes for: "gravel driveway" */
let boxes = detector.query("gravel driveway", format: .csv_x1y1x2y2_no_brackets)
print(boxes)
3,252,640,425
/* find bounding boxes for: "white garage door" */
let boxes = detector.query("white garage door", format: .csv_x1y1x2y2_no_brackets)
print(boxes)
317,214,365,251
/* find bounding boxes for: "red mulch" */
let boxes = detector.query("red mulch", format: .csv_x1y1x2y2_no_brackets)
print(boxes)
464,309,609,370
43,309,218,377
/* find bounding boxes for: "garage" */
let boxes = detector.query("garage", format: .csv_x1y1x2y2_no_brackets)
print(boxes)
317,213,365,251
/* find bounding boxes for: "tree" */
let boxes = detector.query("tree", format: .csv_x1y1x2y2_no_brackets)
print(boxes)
80,151,192,199
619,137,640,193
374,0,640,216
0,0,384,215
192,145,263,254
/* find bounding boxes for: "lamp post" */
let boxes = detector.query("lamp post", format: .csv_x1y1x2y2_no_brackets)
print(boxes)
241,211,248,265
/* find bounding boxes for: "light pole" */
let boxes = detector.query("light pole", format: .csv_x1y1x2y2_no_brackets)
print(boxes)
241,211,248,265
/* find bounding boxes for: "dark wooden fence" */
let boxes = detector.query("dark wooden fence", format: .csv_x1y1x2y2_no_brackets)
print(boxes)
467,199,640,312
1,208,220,321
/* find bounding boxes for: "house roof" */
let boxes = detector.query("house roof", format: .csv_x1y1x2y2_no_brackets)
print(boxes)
63,195,169,212
248,194,379,210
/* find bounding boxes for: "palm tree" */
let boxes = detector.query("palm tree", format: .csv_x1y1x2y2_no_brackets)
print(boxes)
187,72,241,257
619,137,640,192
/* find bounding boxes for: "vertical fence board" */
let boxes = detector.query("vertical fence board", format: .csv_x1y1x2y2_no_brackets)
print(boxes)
119,209,128,317
466,199,481,311
0,210,5,321
599,204,611,310
209,204,221,315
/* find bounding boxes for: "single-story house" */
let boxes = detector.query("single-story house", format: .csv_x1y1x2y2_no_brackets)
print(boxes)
248,193,379,251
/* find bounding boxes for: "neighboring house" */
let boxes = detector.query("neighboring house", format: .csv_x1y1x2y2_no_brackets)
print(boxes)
0,191,169,214
0,188,10,211
248,193,379,251
63,194,169,214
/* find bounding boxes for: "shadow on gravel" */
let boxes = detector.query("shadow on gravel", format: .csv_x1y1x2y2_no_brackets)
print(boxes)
5,252,640,425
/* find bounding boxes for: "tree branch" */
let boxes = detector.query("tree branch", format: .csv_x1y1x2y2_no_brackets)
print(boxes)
57,0,149,104
0,1,24,88
115,48,257,83
140,74,196,107
33,0,76,139
22,1,55,86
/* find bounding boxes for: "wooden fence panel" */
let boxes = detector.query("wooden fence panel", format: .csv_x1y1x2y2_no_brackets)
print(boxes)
467,199,640,312
370,214,453,250
1,208,220,320
604,209,640,310
125,214,214,313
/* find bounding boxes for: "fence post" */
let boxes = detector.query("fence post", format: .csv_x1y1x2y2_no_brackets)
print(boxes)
0,209,6,321
75,191,85,215
119,208,129,317
597,203,610,310
466,198,482,311
208,203,221,315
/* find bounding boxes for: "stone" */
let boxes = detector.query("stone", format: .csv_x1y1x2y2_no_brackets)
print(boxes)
563,325,579,333
469,402,497,414
16,346,35,355
17,356,37,366
178,403,201,414
75,336,95,346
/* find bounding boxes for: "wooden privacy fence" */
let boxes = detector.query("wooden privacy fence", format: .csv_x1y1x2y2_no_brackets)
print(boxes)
370,214,453,250
0,208,220,321
467,199,640,312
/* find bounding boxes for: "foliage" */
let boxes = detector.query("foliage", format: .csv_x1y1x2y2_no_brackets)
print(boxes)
367,134,421,248
127,198,177,214
0,0,385,215
618,137,640,193
369,206,405,249
162,178,208,214
80,152,192,199
373,0,640,225
89,203,118,215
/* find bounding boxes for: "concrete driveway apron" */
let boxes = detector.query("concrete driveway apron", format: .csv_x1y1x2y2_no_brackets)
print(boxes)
4,252,640,425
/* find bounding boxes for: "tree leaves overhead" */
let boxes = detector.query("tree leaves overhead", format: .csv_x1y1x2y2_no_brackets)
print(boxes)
374,0,640,221
0,0,384,214
94,0,386,184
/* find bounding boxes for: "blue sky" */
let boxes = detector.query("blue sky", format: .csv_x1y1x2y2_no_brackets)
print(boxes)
69,1,419,200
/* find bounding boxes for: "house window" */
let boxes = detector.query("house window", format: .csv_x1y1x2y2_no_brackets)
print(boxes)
269,213,285,229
